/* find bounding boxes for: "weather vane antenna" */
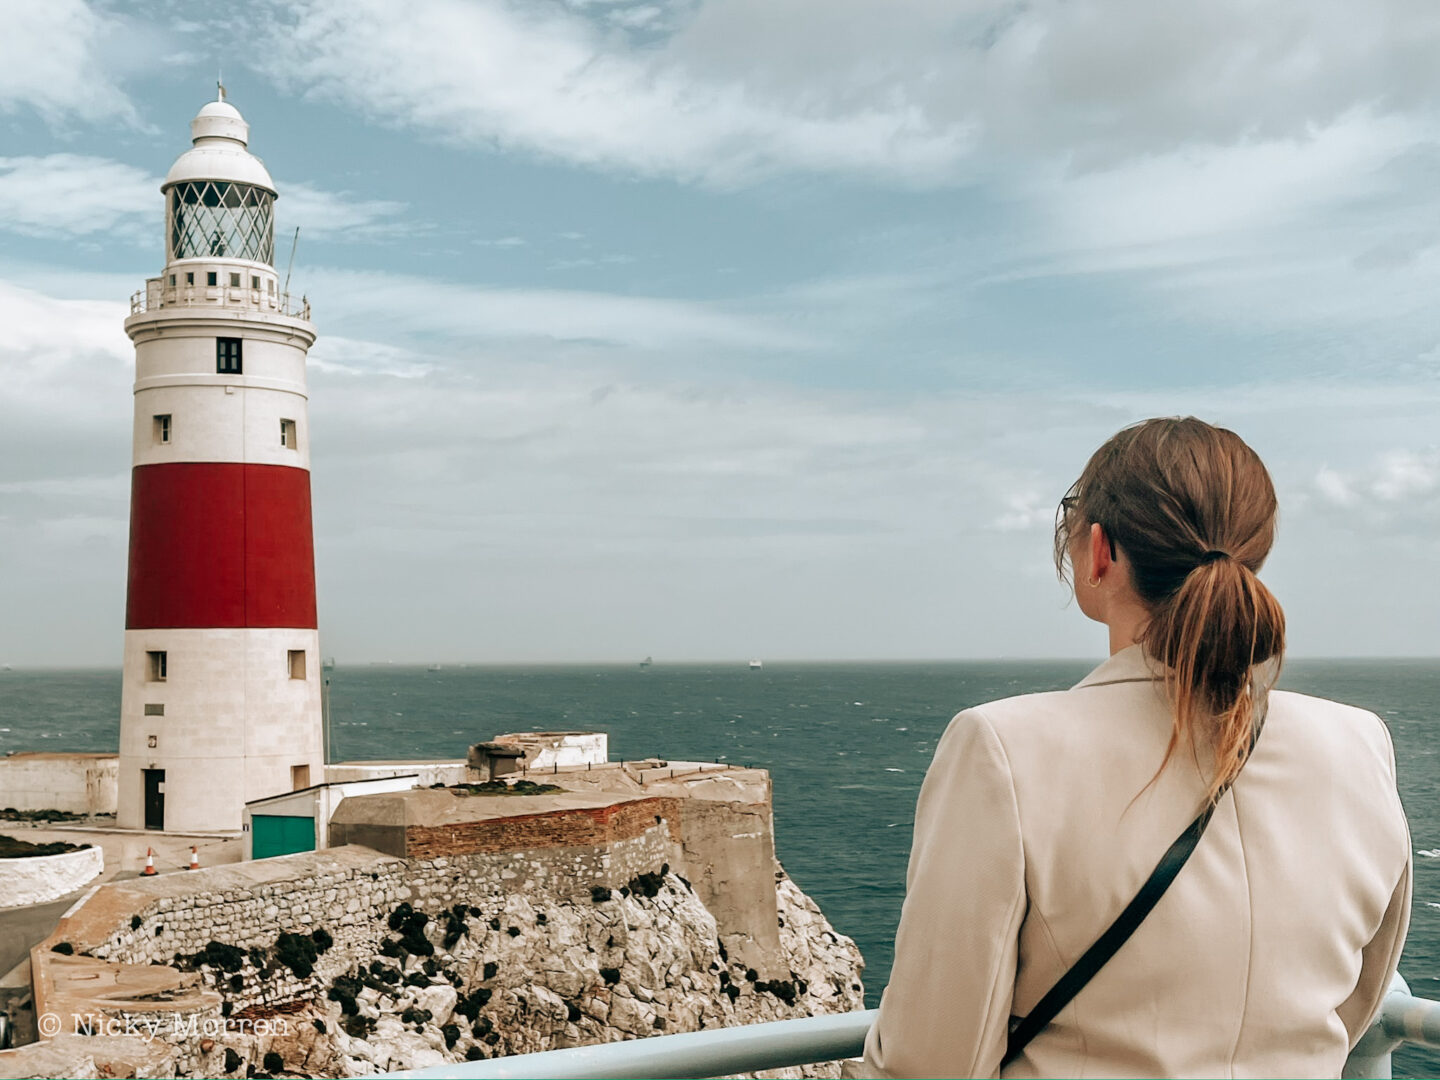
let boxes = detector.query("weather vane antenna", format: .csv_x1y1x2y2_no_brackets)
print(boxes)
217,70,226,101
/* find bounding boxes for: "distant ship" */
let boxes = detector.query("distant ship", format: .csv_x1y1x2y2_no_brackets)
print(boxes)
748,659,763,671
321,656,336,672
639,656,652,670
427,664,443,673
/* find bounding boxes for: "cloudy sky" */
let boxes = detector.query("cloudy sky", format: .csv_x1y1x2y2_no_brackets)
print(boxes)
2,0,1438,665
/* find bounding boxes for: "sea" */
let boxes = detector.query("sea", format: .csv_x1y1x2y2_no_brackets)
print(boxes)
2,659,1438,1076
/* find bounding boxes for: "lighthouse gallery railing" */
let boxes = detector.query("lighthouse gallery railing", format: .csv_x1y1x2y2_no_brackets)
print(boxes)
129,278,310,321
386,973,1439,1079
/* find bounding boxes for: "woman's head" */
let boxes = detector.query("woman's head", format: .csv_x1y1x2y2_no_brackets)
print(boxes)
1055,417,1286,800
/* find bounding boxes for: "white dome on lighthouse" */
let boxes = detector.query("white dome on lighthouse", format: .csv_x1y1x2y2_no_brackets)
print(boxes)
162,94,278,264
164,97,276,193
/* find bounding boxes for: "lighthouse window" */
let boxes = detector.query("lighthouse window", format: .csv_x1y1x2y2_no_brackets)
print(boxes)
216,337,243,374
229,272,241,288
207,272,218,286
186,272,194,286
251,275,260,289
280,419,297,449
168,274,176,286
168,180,276,263
288,650,307,680
147,651,167,681
144,704,165,716
153,414,171,445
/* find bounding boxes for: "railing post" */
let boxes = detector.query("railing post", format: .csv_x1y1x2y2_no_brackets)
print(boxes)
1344,973,1410,1079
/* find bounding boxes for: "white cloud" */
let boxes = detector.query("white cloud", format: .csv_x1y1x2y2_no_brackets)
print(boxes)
0,1,138,124
302,266,815,352
993,492,1057,533
1373,450,1440,502
0,154,407,246
1312,449,1440,512
244,0,1440,188
1038,111,1418,257
274,182,412,241
0,155,156,239
256,0,973,187
1314,467,1356,508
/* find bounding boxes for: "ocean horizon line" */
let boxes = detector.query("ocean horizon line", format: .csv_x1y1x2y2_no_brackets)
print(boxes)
3,654,1436,672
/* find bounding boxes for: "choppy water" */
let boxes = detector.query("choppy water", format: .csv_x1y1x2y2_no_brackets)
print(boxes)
2,659,1437,1075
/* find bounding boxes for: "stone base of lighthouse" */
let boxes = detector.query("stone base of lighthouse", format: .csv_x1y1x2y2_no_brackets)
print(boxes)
117,628,324,833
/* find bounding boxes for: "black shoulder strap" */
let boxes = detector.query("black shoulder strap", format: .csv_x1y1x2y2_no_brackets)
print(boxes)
1000,798,1219,1067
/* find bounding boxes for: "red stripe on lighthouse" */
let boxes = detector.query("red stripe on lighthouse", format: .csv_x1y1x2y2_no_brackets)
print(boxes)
125,463,318,629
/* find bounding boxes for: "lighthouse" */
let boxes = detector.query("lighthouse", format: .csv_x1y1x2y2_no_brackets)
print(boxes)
117,93,323,834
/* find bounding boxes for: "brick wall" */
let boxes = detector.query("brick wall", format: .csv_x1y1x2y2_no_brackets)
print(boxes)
404,796,683,859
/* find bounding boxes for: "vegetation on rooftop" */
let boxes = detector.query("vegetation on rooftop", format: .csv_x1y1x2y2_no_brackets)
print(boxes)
443,779,563,796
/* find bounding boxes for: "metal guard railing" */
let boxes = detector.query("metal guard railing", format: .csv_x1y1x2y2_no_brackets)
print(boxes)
386,975,1440,1080
129,285,310,321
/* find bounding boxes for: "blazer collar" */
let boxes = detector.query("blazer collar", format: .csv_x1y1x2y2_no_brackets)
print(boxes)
1073,643,1165,689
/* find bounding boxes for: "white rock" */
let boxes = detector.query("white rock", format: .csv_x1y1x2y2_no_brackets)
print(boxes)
414,983,458,1026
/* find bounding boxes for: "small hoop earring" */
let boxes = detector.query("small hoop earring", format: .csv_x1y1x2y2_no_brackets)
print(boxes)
1085,574,1101,588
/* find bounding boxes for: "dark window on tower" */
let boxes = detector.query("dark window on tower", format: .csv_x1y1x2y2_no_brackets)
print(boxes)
153,414,171,445
281,419,297,449
217,337,243,374
207,272,218,286
251,275,260,289
147,650,167,681
229,272,241,287
168,274,176,286
185,272,194,285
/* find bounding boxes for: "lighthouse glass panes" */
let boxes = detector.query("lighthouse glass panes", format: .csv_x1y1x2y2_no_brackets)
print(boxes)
168,181,275,264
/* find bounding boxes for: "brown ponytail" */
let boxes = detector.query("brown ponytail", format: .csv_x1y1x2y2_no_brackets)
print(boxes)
1055,418,1286,803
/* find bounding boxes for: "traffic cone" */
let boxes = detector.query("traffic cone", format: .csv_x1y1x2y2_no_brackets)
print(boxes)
142,848,157,876
188,845,199,871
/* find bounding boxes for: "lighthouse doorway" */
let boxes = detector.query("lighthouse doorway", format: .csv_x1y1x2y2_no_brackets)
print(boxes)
143,769,165,831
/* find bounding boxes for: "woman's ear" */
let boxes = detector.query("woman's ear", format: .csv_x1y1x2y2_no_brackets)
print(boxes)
1089,521,1113,583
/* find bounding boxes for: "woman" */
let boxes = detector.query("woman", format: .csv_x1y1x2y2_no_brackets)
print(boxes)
863,417,1411,1079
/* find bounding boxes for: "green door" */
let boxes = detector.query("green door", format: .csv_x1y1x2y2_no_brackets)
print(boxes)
251,814,315,859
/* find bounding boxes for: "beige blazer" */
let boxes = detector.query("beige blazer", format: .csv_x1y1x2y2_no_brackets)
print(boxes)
863,645,1412,1079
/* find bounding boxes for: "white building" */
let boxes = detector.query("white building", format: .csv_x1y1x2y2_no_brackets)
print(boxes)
116,93,324,834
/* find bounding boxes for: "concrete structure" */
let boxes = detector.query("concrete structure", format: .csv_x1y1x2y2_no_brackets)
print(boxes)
325,760,468,788
0,844,102,909
489,731,608,770
117,92,322,834
242,774,419,859
0,753,117,816
328,754,786,976
466,741,527,780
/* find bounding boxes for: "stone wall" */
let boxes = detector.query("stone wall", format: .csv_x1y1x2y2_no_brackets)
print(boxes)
44,839,863,1079
0,843,103,908
93,826,675,981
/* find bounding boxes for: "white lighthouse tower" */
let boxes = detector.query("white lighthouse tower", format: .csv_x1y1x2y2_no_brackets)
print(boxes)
117,93,323,834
